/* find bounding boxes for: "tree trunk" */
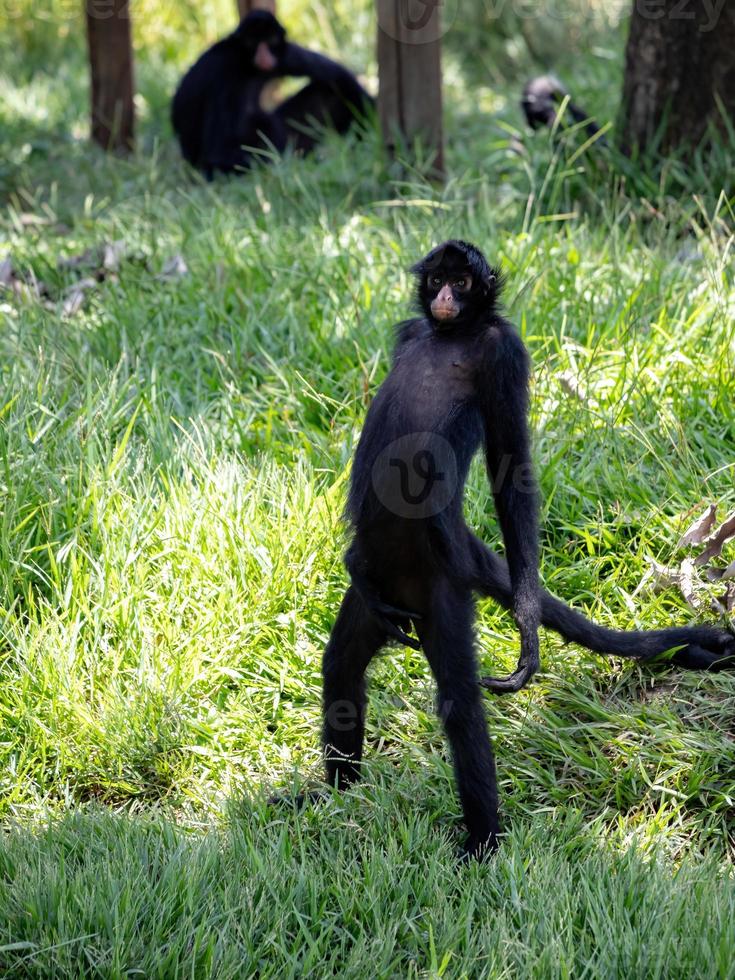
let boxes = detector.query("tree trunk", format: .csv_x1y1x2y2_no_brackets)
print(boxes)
376,0,444,178
85,0,135,152
621,0,735,153
236,0,275,18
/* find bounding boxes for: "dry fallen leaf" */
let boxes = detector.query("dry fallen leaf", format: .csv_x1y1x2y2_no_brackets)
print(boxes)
643,557,680,593
102,240,127,273
558,370,586,402
642,505,735,615
159,254,188,280
58,247,98,271
0,257,13,287
695,511,735,566
677,502,717,548
678,557,702,610
62,277,97,317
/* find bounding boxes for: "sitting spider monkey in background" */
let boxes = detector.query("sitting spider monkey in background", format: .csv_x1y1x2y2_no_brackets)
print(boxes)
321,240,735,859
521,75,606,143
172,10,373,178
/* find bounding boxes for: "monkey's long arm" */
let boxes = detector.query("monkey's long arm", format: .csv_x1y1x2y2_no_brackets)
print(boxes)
478,326,542,694
280,44,368,92
279,44,374,120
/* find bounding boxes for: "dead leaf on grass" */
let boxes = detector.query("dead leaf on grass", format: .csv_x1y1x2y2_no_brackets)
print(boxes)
558,369,586,402
694,511,735,566
0,257,13,287
62,277,97,317
159,254,188,280
677,502,717,548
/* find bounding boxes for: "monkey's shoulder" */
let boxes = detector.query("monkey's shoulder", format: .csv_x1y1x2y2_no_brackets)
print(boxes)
394,318,432,347
479,317,528,358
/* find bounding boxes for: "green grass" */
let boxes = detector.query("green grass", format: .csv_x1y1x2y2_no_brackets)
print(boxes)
1,1,734,976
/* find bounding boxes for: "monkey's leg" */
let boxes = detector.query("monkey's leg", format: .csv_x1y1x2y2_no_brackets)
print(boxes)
322,586,387,789
466,532,735,687
418,581,500,859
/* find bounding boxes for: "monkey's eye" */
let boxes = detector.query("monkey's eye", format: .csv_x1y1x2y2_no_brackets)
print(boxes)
430,276,442,288
455,279,465,288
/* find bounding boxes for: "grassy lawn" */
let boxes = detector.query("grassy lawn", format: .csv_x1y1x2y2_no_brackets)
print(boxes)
1,1,734,976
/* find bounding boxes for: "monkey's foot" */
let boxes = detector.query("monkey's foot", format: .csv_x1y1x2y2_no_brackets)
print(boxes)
668,642,735,671
459,832,500,862
266,789,327,809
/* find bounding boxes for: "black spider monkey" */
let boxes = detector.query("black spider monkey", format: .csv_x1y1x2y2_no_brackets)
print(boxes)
522,75,605,142
172,10,373,178
322,240,735,859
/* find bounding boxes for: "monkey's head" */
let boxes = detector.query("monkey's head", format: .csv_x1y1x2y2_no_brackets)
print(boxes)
412,240,502,328
235,10,286,73
521,75,566,129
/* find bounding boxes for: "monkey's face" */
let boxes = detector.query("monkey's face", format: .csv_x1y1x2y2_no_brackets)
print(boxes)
237,11,286,72
426,269,473,323
413,241,497,328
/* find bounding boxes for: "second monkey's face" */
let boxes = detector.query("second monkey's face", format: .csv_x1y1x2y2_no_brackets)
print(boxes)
237,11,287,73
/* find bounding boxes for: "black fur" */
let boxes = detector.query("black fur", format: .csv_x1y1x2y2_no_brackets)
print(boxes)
322,240,734,859
172,10,373,178
522,75,605,142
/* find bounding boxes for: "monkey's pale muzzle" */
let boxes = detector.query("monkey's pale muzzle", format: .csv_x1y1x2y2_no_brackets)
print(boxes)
431,303,458,321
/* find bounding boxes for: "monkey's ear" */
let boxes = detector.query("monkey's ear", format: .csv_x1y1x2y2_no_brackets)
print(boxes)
484,267,505,295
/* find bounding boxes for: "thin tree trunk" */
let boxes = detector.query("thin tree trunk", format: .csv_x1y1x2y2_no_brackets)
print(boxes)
236,0,275,18
621,0,735,153
85,0,135,152
376,0,444,177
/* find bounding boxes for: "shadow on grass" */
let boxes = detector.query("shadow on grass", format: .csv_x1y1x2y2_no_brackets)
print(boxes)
0,800,733,977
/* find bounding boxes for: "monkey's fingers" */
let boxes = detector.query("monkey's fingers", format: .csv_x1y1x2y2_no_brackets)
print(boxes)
479,663,537,695
379,617,422,650
362,597,422,648
371,599,423,621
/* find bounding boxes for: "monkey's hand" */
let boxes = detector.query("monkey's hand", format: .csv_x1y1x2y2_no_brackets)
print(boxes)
346,559,423,649
480,632,540,694
365,597,423,650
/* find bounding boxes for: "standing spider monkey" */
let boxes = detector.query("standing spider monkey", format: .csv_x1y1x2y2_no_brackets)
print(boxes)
320,240,735,859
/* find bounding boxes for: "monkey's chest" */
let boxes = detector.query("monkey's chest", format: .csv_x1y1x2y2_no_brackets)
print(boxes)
407,356,476,422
